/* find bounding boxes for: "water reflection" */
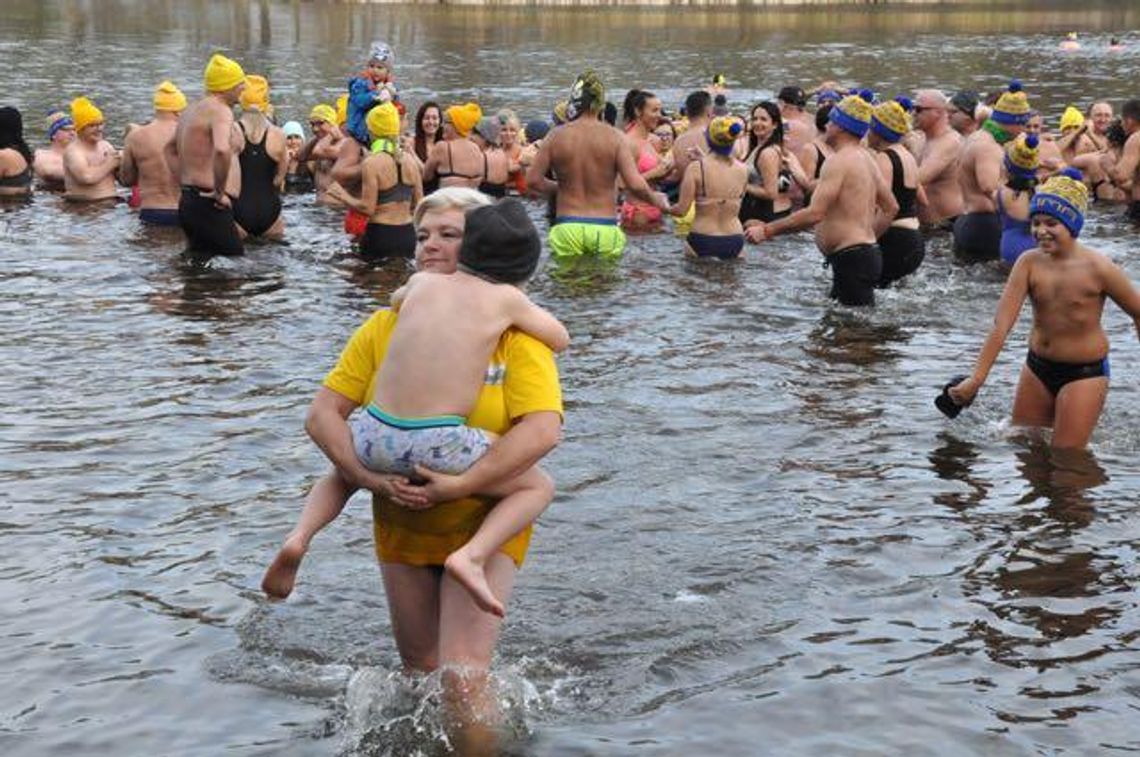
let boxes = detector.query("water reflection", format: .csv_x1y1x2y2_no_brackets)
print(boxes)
929,431,989,512
146,254,286,321
962,440,1119,684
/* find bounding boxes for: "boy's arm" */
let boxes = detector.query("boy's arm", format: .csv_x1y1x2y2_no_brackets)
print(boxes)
948,254,1031,404
506,289,570,352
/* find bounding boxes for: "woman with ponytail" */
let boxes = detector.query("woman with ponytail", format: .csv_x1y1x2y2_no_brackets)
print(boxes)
620,88,673,231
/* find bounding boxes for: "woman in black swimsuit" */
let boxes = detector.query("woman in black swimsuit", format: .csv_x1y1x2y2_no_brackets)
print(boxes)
232,82,288,239
0,106,34,199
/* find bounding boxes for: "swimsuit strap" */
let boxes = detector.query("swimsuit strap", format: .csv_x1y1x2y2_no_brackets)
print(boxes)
698,159,707,198
886,147,904,195
482,150,489,181
814,144,825,179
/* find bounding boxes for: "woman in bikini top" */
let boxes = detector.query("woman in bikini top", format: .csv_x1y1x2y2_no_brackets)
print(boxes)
422,108,485,192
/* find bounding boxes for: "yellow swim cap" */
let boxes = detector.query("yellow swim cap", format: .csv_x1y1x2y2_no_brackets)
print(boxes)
204,53,246,93
153,80,187,113
366,102,401,140
336,95,348,127
446,102,482,138
240,75,270,111
309,103,337,125
71,96,104,132
1059,105,1085,132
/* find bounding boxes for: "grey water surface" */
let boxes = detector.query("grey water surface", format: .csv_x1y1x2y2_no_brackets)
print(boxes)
3,2,1140,755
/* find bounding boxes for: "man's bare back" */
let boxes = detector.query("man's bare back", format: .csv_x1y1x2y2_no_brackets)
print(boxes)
175,96,241,197
122,117,180,210
958,130,1003,214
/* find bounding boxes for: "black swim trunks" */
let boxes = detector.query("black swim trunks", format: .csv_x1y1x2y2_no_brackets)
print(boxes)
1026,350,1109,396
1129,200,1140,224
825,243,882,306
139,207,181,227
360,222,416,261
877,226,925,287
952,212,1002,261
179,187,243,256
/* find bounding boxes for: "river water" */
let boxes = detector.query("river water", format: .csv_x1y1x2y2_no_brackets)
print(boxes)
3,1,1140,755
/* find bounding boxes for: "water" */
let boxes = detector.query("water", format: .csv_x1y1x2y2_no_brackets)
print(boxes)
3,1,1140,754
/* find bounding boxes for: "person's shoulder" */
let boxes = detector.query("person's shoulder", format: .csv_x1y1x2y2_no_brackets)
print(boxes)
1082,244,1116,272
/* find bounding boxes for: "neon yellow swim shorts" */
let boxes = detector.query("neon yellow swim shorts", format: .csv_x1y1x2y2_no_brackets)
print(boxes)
548,216,626,263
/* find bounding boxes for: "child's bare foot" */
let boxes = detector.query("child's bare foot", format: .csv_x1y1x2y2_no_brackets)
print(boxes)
261,536,307,599
444,549,505,617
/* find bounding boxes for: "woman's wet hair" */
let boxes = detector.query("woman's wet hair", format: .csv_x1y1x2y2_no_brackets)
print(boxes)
622,89,657,127
1106,118,1127,148
413,186,493,226
0,107,32,165
815,103,833,133
603,101,618,126
413,101,441,163
747,101,784,156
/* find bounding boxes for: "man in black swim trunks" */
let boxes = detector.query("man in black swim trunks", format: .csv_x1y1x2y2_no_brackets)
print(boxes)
747,92,897,307
172,53,247,256
1111,99,1140,222
954,81,1029,261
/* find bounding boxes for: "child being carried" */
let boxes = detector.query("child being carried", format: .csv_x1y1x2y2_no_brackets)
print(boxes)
262,199,568,616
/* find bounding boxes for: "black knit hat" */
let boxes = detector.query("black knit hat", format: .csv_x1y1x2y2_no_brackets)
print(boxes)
950,90,980,117
458,199,541,284
777,86,806,108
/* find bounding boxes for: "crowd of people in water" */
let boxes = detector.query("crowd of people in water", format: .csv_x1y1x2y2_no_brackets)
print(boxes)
5,40,1140,753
